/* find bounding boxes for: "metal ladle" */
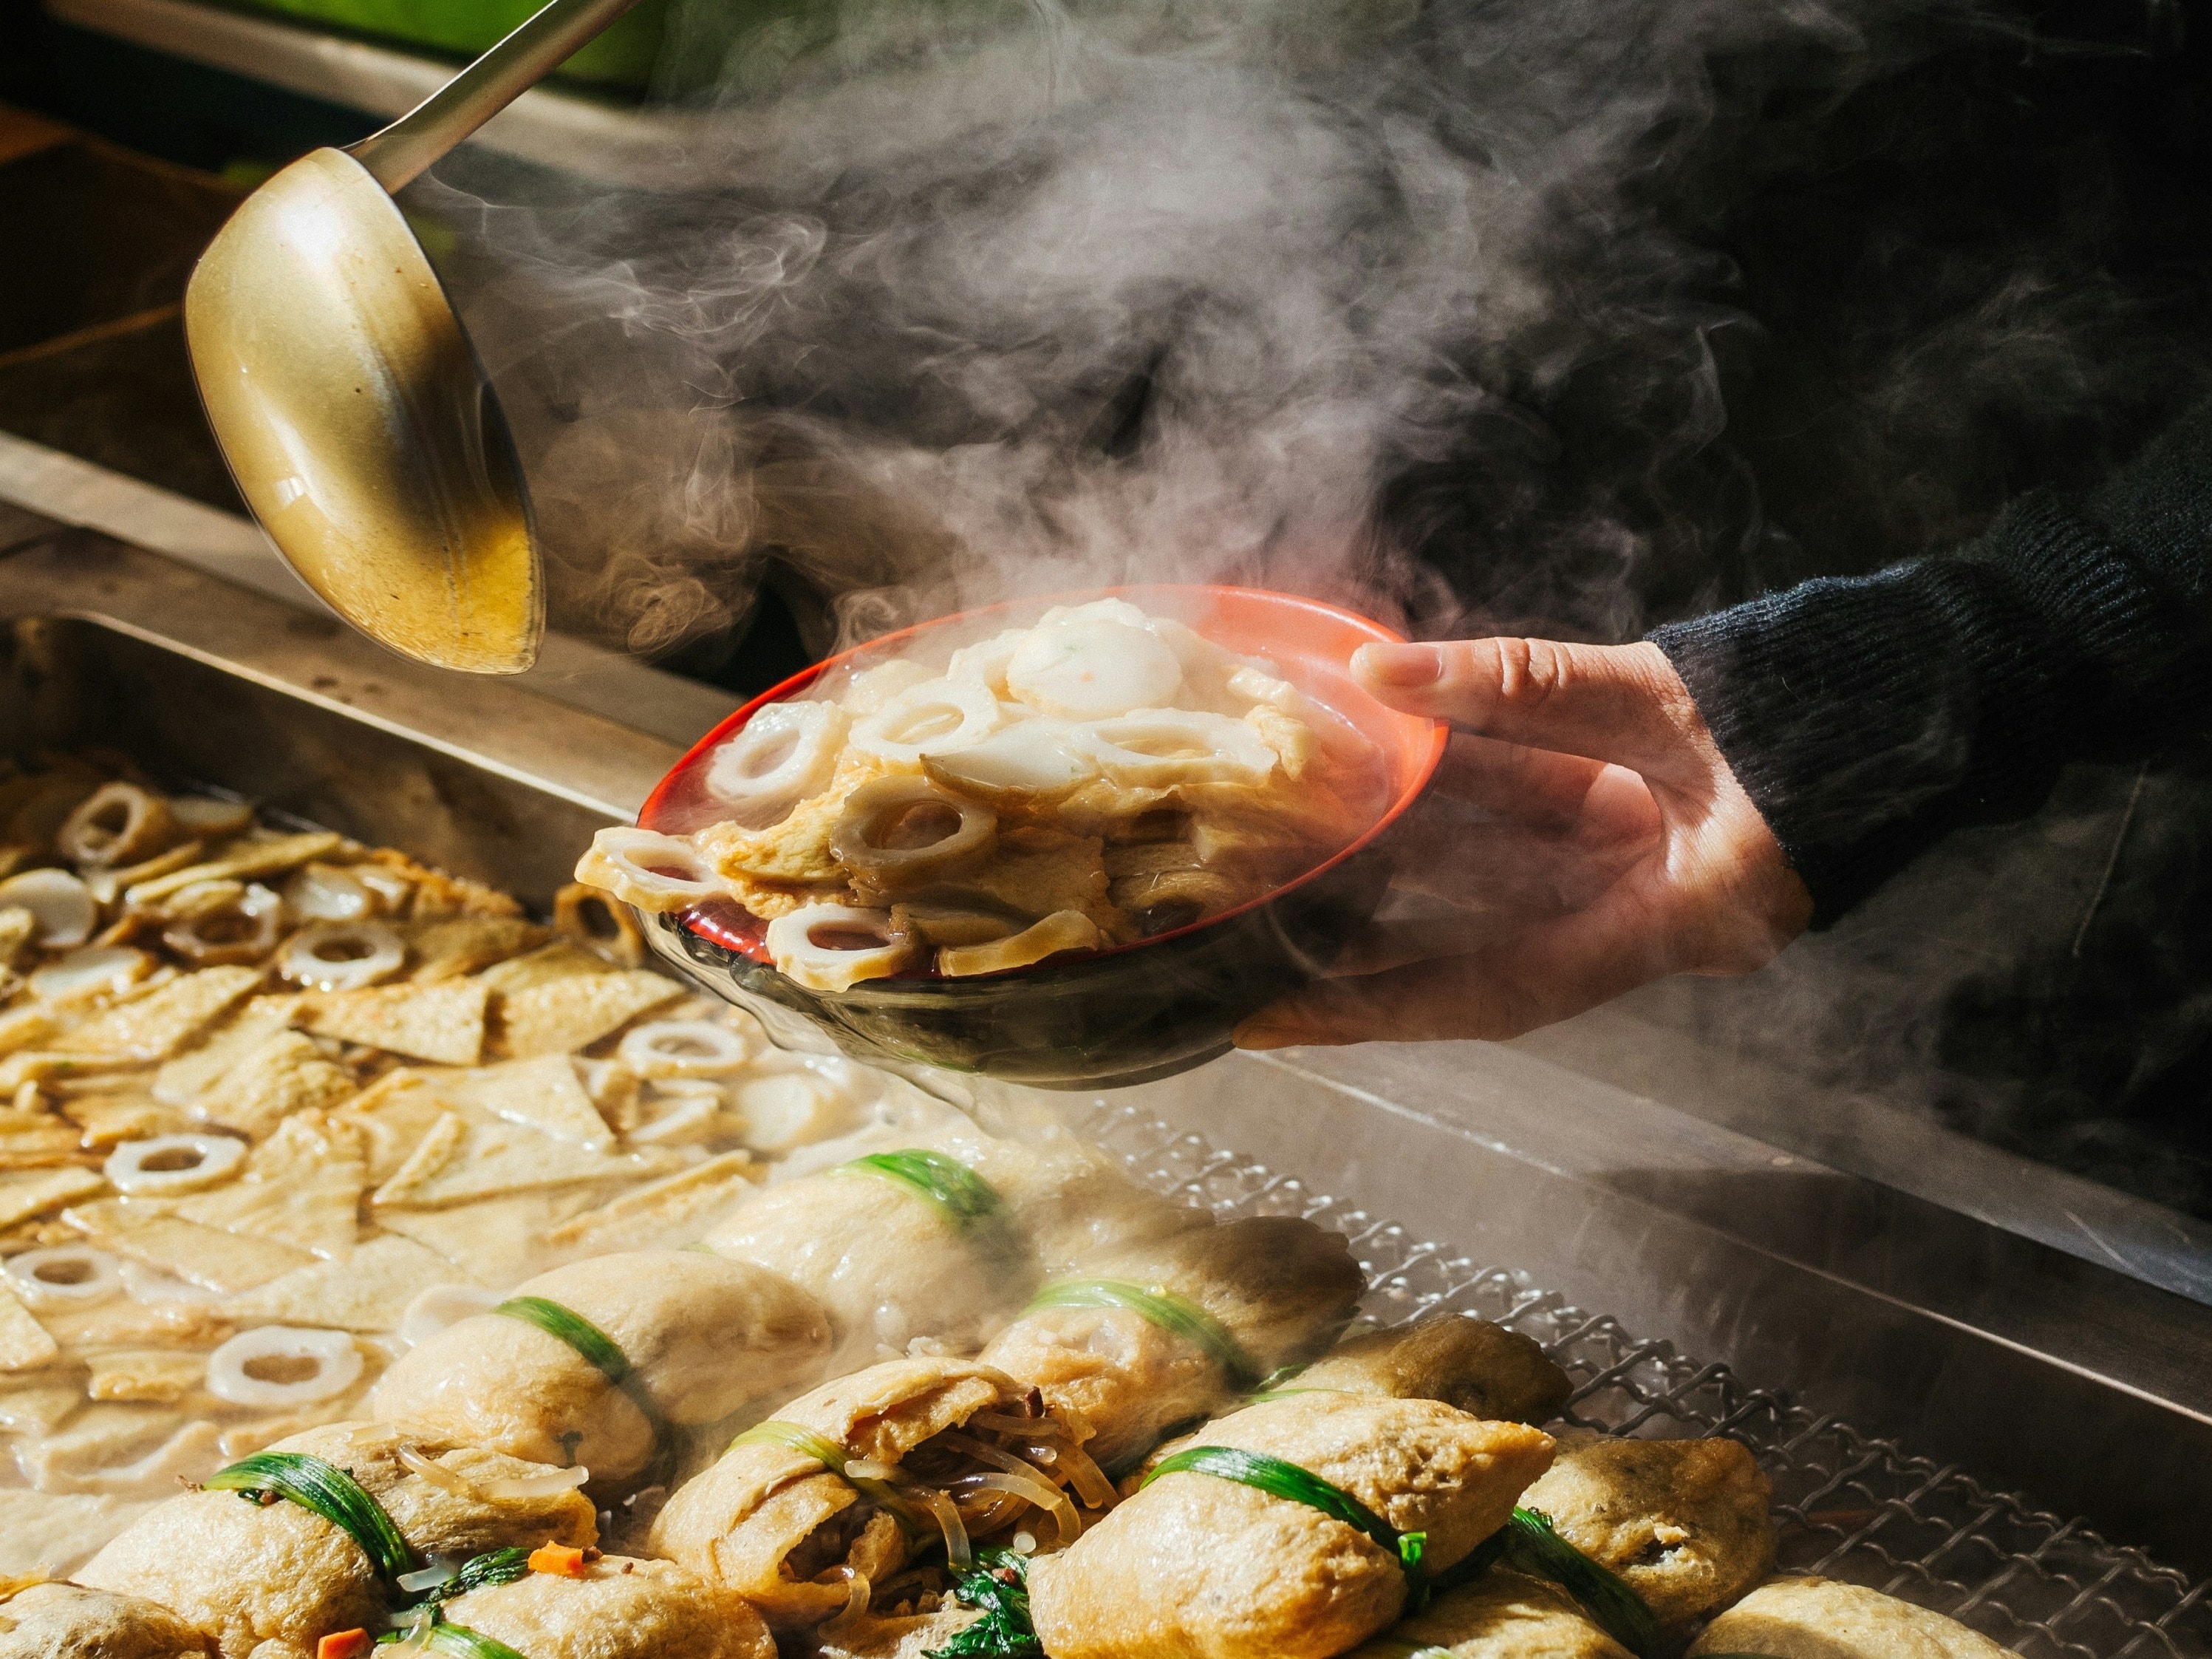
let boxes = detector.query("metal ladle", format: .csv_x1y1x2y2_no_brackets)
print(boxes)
184,0,646,673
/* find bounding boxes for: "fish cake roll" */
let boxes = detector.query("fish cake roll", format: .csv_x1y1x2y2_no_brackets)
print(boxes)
1519,1435,1775,1634
372,1250,831,1492
652,1357,1096,1629
436,1555,775,1659
1029,1392,1556,1659
981,1216,1363,1470
1687,1577,2010,1659
1294,1315,1572,1425
1344,1569,1633,1659
0,1581,216,1659
76,1423,595,1659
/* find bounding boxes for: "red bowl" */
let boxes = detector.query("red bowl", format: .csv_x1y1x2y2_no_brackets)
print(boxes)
635,584,1444,1087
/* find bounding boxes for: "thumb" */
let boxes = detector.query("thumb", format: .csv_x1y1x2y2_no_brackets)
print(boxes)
1353,638,1702,777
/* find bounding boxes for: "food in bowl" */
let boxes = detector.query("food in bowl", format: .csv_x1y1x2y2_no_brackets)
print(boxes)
576,597,1392,992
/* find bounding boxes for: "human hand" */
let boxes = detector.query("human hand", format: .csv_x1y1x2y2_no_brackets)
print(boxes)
1233,638,1813,1048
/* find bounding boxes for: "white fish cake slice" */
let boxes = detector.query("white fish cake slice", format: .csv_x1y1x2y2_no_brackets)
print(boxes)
173,1111,365,1259
541,1151,762,1256
495,970,682,1060
0,1491,157,1575
304,978,489,1066
152,995,305,1106
64,1199,317,1293
225,1233,462,1331
0,1281,59,1370
51,967,262,1063
194,1029,358,1140
85,1349,205,1403
0,1165,105,1228
430,1055,613,1150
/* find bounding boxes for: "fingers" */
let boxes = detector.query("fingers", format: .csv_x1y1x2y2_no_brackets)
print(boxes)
1356,638,1708,780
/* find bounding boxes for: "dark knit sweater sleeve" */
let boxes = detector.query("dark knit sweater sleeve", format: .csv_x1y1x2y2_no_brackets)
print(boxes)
1649,395,2212,926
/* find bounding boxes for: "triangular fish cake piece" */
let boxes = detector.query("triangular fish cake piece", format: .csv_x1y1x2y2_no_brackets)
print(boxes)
542,1151,761,1256
86,1349,205,1403
224,1233,464,1331
56,967,262,1061
0,1282,58,1372
64,1198,316,1292
331,1069,451,1184
429,1055,612,1150
0,1491,158,1576
173,1111,364,1259
371,1108,681,1209
304,979,488,1066
476,942,612,997
0,1166,106,1229
495,970,680,1060
408,916,549,982
194,1029,357,1140
376,1189,607,1290
153,995,305,1106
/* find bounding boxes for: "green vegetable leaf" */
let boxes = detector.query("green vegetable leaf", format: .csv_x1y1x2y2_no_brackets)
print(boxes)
1143,1445,1427,1603
839,1151,1020,1264
377,1620,531,1659
494,1295,664,1447
1025,1280,1257,1388
1504,1508,1661,1659
206,1452,415,1584
928,1545,1044,1658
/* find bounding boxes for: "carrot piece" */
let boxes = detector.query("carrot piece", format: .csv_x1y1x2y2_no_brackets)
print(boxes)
318,1629,373,1659
528,1543,589,1577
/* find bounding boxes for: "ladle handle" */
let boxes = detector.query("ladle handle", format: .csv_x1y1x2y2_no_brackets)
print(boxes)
348,0,646,191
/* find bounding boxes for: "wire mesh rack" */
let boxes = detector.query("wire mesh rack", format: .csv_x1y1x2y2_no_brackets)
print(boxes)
1073,1097,2212,1659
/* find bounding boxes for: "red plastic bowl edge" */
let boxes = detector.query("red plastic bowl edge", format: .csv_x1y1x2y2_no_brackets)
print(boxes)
639,582,1450,973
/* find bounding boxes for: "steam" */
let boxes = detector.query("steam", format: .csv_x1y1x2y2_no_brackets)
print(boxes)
406,0,2005,661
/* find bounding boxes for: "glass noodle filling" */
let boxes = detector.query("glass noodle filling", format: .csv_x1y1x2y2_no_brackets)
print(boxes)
578,599,1390,989
781,1395,1116,1618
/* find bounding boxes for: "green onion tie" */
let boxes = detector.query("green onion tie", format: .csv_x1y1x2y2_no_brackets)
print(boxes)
1024,1280,1259,1389
1143,1445,1428,1605
205,1452,414,1584
377,1621,531,1659
1503,1508,1661,1659
836,1151,1022,1267
493,1297,665,1445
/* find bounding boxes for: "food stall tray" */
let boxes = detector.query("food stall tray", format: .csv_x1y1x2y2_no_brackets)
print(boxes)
3,520,2208,1654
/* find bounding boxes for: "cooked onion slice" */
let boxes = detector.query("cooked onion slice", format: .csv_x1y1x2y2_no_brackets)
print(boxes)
4,1244,125,1307
206,1326,363,1407
849,680,1001,765
895,1481,972,1569
106,1133,246,1195
163,883,283,966
706,701,847,811
58,783,177,868
168,795,255,839
1086,709,1279,787
950,1471,1081,1546
831,777,995,896
28,945,151,1001
921,721,1102,804
946,628,1028,695
574,828,723,913
1007,619,1184,721
0,868,95,948
938,910,1101,978
617,1018,750,1077
279,921,406,992
479,1465,590,1500
282,862,375,922
765,904,913,992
